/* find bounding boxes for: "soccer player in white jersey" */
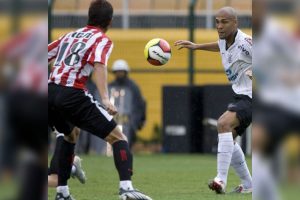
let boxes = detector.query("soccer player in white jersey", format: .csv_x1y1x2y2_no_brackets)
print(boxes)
48,1,152,200
175,7,252,194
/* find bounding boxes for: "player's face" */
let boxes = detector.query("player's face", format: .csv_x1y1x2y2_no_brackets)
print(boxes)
215,17,237,39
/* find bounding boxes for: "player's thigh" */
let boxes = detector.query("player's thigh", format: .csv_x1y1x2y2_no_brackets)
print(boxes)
69,91,117,140
218,111,240,131
227,96,252,136
49,108,74,136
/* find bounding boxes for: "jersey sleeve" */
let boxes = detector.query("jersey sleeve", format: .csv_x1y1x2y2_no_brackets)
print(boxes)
48,36,63,63
243,37,252,58
87,37,113,66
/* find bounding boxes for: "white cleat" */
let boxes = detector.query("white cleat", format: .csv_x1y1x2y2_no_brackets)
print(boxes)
230,184,252,194
119,188,152,200
208,177,226,194
71,156,87,184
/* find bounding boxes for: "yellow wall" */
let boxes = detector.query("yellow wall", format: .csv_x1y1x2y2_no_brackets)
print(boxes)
52,28,251,140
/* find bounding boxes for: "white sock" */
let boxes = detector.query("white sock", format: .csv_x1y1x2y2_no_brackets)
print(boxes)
231,143,252,189
216,132,234,185
57,186,70,197
71,165,76,175
253,153,280,200
120,180,134,191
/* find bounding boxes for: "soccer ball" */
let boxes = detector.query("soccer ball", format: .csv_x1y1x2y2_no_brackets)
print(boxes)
144,38,171,66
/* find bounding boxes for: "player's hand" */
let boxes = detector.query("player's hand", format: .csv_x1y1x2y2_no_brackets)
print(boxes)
245,70,252,80
174,40,197,50
102,99,118,115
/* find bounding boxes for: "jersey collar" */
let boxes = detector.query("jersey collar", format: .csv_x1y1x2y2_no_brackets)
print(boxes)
226,29,240,50
86,25,105,33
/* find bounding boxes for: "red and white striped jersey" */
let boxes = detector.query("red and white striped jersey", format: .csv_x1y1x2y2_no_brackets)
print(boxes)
48,25,113,89
1,21,48,94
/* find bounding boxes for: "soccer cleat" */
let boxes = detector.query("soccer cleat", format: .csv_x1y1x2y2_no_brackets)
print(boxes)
55,193,75,200
230,184,252,194
208,177,226,194
119,188,153,200
71,156,87,184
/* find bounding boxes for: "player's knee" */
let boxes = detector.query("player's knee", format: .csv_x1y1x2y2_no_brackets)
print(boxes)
72,127,80,139
217,117,234,133
105,127,128,145
64,131,78,144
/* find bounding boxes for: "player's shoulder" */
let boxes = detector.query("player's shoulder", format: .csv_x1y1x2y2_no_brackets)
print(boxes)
237,30,252,46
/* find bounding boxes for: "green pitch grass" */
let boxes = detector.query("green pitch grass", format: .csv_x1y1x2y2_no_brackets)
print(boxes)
48,154,252,200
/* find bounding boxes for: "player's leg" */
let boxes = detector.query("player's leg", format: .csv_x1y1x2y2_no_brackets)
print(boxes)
252,123,280,200
64,88,152,199
209,95,252,194
105,127,152,200
230,142,252,193
208,111,239,194
48,131,64,188
48,129,86,188
228,97,252,193
48,174,58,187
55,127,79,200
105,127,133,190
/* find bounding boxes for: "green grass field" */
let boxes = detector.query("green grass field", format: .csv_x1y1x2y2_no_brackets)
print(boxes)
48,154,252,200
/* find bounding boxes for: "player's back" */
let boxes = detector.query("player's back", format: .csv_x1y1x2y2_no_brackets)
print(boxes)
48,25,113,89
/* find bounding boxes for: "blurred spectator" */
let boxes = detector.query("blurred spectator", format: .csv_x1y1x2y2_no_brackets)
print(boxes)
108,59,146,147
76,60,146,154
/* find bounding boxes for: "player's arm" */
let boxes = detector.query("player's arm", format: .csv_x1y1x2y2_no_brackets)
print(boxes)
48,35,67,64
174,40,220,52
93,62,117,115
245,69,252,80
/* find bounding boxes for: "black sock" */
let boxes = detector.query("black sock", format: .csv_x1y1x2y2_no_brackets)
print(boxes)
58,139,75,186
18,160,45,200
112,140,133,181
49,135,64,174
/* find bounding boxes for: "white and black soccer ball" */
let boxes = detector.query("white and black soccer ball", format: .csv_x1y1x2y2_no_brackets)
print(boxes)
144,38,171,66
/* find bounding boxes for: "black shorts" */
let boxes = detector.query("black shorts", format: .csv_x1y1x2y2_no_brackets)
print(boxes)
7,90,47,154
227,94,252,135
253,102,300,154
48,83,117,139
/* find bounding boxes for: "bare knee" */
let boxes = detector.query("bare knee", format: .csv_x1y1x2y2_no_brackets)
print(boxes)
217,112,239,134
217,117,233,133
105,126,128,145
64,127,79,143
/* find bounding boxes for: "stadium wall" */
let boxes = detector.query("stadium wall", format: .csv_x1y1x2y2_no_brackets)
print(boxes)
51,14,252,29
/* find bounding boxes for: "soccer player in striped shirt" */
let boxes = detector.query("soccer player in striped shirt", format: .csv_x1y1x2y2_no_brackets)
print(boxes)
175,7,252,194
48,1,152,199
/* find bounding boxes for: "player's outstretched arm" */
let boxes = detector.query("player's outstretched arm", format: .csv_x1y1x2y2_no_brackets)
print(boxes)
174,40,220,52
94,62,117,115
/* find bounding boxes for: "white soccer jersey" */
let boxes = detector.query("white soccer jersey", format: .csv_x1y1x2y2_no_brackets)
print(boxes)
218,29,252,98
48,26,113,89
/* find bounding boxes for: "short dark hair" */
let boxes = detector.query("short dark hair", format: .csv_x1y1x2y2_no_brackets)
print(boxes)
88,0,113,28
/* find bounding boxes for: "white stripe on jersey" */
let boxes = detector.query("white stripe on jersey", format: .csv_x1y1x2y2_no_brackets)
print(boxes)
94,37,109,62
105,44,114,66
84,91,113,121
